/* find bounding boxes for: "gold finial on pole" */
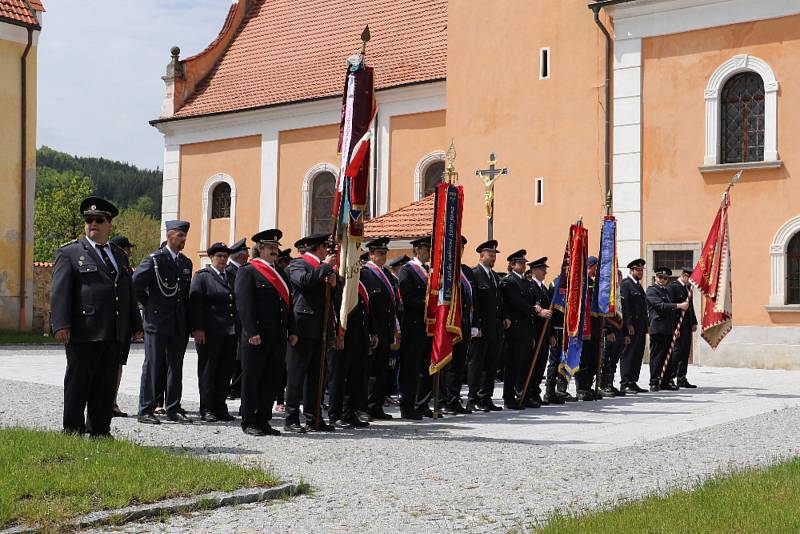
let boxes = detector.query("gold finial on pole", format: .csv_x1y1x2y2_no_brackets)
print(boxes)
444,139,458,183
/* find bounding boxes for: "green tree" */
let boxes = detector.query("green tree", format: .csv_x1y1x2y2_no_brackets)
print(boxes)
130,195,155,216
34,170,93,262
112,209,161,266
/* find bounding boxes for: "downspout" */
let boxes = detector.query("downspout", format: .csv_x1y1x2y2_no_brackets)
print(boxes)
592,7,613,216
19,27,33,331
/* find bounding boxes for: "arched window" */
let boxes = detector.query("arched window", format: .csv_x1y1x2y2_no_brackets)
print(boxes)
721,72,765,164
211,182,231,219
423,160,445,198
310,171,336,234
788,233,800,305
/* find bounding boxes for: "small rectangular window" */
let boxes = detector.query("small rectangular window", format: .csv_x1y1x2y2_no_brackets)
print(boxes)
652,250,694,284
539,47,550,80
535,177,544,205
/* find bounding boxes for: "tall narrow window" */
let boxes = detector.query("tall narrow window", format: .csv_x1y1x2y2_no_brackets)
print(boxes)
534,177,544,205
211,182,231,219
423,160,445,198
787,232,800,305
539,47,550,80
310,171,336,234
721,72,765,164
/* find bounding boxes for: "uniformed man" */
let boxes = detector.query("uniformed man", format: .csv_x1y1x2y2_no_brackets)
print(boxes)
619,258,649,394
500,249,536,410
235,229,297,436
647,267,690,391
285,232,338,432
276,248,293,271
389,254,410,277
443,236,479,415
575,256,601,400
51,197,143,437
134,220,193,424
668,267,698,388
109,234,136,418
189,242,238,422
600,269,629,397
225,237,248,400
466,240,508,413
524,257,554,407
361,237,400,420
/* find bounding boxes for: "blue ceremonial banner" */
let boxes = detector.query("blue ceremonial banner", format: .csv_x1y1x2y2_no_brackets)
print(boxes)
591,216,617,317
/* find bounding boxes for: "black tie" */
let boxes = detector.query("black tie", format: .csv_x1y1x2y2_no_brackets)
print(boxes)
97,244,117,279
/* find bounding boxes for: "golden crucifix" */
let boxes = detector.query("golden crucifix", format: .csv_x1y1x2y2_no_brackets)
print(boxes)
475,153,508,241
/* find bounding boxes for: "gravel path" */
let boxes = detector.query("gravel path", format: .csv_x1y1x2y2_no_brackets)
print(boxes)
2,354,800,533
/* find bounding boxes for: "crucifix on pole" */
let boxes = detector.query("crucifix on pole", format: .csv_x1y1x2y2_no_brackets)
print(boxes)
475,153,508,241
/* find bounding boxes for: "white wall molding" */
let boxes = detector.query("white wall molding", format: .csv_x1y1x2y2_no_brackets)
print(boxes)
413,151,446,201
160,144,181,240
301,163,339,236
769,215,800,306
199,173,237,250
704,54,778,165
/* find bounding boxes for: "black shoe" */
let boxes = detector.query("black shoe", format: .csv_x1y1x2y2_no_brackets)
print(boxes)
576,390,595,401
356,411,371,423
481,401,503,412
561,391,578,402
447,402,472,414
466,401,489,413
649,385,661,392
333,419,354,429
201,413,218,422
137,414,160,425
111,407,128,418
543,390,565,405
400,409,423,420
631,383,648,393
524,397,542,409
243,425,266,437
263,423,281,436
504,399,525,410
167,411,193,423
621,385,638,395
418,407,434,418
369,409,393,420
677,379,697,389
227,391,241,400
601,386,618,397
217,412,236,422
283,422,307,433
306,421,335,432
537,394,550,406
351,418,370,428
661,382,679,391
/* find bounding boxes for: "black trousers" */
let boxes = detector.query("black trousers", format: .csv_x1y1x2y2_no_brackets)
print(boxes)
444,337,470,405
64,341,119,436
671,327,693,380
619,326,646,387
575,339,598,391
503,335,532,402
545,328,566,388
240,337,285,430
328,331,368,422
196,334,236,416
528,332,550,399
399,332,433,412
649,333,670,386
228,339,242,396
139,332,188,416
285,337,325,425
467,336,501,405
367,338,391,413
601,334,624,387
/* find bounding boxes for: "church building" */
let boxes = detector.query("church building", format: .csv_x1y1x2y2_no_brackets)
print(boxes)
151,0,800,368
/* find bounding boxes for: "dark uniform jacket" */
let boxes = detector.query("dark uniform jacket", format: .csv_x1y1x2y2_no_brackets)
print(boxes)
334,279,374,347
225,261,243,334
530,278,551,341
133,247,192,335
397,260,429,339
667,280,698,332
234,262,296,341
621,276,648,334
189,267,237,337
501,272,535,341
459,264,480,343
360,263,397,343
50,237,142,343
286,256,335,340
472,264,505,341
646,283,678,336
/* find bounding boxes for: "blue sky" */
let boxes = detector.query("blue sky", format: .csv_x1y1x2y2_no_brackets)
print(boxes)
37,0,231,170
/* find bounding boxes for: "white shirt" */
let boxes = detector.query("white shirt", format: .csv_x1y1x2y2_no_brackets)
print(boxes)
479,263,496,285
411,256,427,270
209,264,225,278
228,259,242,269
164,244,180,262
85,235,119,273
533,278,546,291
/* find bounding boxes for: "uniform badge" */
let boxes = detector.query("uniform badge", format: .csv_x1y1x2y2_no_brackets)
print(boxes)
79,256,85,261
183,268,191,274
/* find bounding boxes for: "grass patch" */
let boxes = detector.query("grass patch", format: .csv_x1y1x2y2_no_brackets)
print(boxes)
0,329,60,345
0,427,280,531
536,456,800,533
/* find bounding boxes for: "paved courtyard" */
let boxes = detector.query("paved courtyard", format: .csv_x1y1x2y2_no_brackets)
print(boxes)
1,344,800,532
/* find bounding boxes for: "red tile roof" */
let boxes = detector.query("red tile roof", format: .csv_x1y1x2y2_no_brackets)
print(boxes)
364,194,434,240
172,0,447,119
29,0,45,12
0,0,40,28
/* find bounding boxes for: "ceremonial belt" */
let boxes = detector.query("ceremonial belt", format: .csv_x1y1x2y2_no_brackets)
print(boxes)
302,252,321,268
250,258,291,308
408,261,429,284
365,261,396,307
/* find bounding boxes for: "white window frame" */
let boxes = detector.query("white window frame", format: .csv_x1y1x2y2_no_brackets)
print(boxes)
200,173,237,251
302,163,339,236
539,47,550,80
704,54,778,166
768,215,800,308
413,151,446,201
534,177,544,205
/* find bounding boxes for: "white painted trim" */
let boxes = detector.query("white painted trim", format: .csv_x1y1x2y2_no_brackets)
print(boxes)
0,22,39,45
704,54,778,165
301,163,339,236
413,151,446,201
769,215,800,306
609,0,800,41
200,174,237,251
539,47,551,80
160,144,181,240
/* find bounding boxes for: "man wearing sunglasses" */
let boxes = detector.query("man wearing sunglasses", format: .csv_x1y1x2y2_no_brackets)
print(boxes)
51,196,143,437
646,267,690,391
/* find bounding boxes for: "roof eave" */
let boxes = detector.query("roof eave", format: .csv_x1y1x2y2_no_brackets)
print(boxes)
0,15,41,30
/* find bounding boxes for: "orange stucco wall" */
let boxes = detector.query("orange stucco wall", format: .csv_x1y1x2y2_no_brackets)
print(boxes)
388,110,447,211
446,0,607,266
641,15,800,326
277,124,340,245
178,135,262,266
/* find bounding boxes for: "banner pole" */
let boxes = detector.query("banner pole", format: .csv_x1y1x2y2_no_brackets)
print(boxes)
518,302,554,405
432,371,441,419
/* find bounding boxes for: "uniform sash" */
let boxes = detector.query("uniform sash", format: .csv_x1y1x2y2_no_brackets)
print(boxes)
302,252,322,268
460,268,472,302
358,281,369,312
365,261,396,307
250,258,291,308
408,260,429,284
